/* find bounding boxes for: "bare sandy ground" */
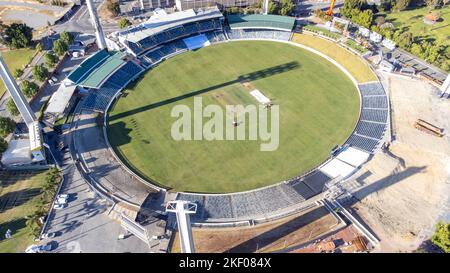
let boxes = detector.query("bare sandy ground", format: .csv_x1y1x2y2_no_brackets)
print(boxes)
170,205,343,253
0,0,70,29
352,74,450,252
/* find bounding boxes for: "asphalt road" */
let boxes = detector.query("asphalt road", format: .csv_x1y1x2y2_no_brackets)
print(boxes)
40,145,150,253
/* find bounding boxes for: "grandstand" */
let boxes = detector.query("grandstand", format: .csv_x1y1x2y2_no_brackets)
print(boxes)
118,7,225,56
343,82,389,153
227,14,295,31
226,14,295,41
82,61,145,112
175,168,329,224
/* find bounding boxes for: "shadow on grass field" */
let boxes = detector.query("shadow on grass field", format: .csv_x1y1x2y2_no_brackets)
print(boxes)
109,61,300,121
0,171,50,253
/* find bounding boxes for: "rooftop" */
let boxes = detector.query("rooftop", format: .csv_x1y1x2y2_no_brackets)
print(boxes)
227,14,296,31
119,7,224,43
78,51,127,88
44,81,77,116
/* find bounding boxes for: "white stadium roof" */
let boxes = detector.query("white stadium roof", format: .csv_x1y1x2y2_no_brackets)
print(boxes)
336,146,370,167
119,7,223,43
320,158,356,179
44,81,77,116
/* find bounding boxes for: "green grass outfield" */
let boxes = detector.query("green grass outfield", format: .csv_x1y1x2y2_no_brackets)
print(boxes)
383,5,450,45
0,171,47,253
0,48,36,97
107,41,360,193
292,33,377,83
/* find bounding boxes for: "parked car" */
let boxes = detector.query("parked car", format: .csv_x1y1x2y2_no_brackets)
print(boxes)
58,194,69,199
42,232,56,239
53,203,65,210
25,245,40,253
39,244,52,252
56,198,67,205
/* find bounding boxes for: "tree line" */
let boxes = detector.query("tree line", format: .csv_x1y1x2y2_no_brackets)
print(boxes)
333,0,449,71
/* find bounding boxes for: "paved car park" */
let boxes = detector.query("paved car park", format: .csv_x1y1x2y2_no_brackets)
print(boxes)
40,150,150,253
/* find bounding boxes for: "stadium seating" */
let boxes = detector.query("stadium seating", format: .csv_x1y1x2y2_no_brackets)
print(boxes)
341,82,389,153
203,195,233,219
362,96,389,109
345,134,380,153
205,31,226,44
82,61,145,111
360,109,388,123
226,28,291,41
123,19,224,55
254,186,292,213
143,40,188,66
355,121,386,140
175,175,324,222
359,82,386,96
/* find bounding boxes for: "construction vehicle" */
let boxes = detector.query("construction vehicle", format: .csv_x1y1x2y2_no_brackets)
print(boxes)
414,119,444,137
327,0,336,16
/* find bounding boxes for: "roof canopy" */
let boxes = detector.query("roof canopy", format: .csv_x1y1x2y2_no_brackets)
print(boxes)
78,51,127,88
68,49,110,84
68,50,127,89
227,14,295,31
119,7,224,44
44,81,77,116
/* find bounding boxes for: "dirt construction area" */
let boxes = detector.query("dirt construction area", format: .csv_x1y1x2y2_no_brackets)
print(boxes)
0,0,73,29
351,74,450,252
171,205,345,253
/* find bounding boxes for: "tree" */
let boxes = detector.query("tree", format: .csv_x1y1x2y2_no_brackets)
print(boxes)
6,98,19,116
106,0,120,17
432,222,450,253
410,43,424,59
0,116,15,137
118,18,132,29
354,9,373,28
35,42,43,52
394,0,411,11
341,0,365,19
279,0,295,16
2,23,33,49
425,0,443,9
0,137,7,155
32,64,49,82
60,31,74,46
25,213,42,238
374,16,386,27
53,39,68,57
13,68,24,78
21,80,39,98
45,52,59,68
396,31,414,50
423,42,443,63
268,0,278,14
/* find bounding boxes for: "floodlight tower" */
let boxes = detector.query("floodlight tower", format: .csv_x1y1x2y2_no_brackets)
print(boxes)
0,54,36,125
166,200,197,253
86,0,107,50
440,74,450,97
263,0,270,15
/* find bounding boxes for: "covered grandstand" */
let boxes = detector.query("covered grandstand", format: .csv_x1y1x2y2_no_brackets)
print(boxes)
67,49,130,89
117,7,224,56
227,14,295,31
226,14,295,41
